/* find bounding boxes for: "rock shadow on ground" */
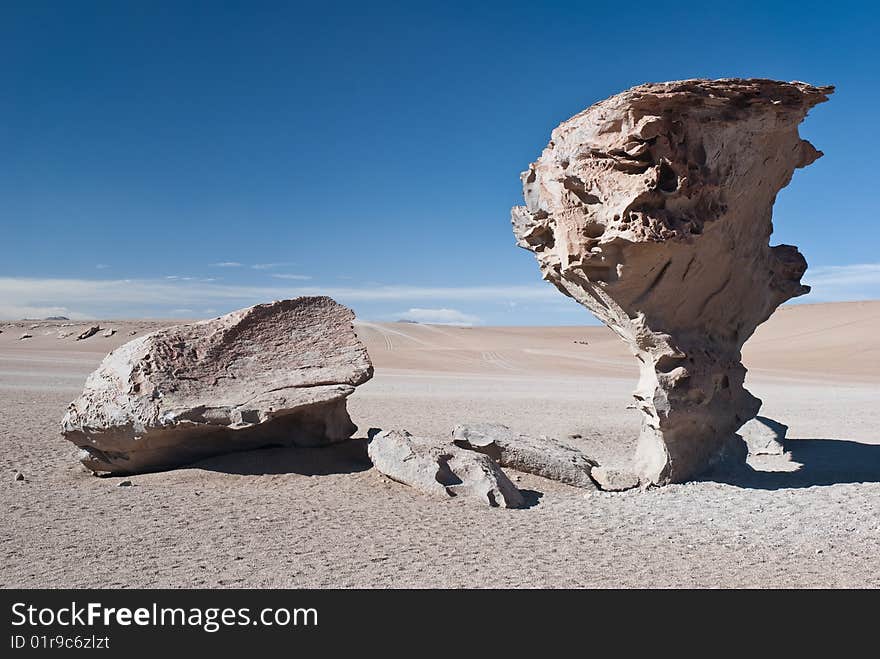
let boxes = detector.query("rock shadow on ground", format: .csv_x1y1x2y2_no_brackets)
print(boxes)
706,437,880,489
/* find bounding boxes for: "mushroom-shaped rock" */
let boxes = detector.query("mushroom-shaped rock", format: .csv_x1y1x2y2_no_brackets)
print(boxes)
61,297,373,474
368,429,524,508
452,423,597,489
511,78,832,485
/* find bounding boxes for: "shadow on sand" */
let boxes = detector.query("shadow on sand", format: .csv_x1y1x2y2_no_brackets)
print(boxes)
191,437,547,508
193,438,373,476
708,437,880,489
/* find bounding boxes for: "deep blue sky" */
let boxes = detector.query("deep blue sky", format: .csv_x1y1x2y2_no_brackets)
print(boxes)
2,1,878,323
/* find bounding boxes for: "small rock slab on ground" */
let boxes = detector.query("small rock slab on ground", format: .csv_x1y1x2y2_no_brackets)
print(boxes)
368,429,524,508
740,416,788,456
18,333,32,340
102,328,116,338
76,325,102,341
590,466,640,492
452,422,597,489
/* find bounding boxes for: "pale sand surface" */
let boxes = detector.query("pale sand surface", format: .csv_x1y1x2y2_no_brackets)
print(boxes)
1,301,878,588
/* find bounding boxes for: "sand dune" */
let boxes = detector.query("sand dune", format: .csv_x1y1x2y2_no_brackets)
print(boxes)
355,300,880,383
1,301,877,588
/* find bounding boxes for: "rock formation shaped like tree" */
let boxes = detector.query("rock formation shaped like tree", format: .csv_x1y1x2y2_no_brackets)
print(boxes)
512,79,832,485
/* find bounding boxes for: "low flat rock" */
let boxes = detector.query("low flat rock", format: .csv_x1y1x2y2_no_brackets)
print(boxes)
590,466,640,492
452,423,597,489
76,325,101,341
740,416,788,456
61,297,373,474
368,429,524,508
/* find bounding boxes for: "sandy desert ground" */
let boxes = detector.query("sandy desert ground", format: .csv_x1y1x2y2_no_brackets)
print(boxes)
1,300,878,588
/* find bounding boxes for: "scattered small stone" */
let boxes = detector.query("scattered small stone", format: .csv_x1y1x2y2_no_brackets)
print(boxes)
14,472,25,482
568,433,583,439
102,328,117,338
19,333,32,340
118,480,132,487
57,331,73,339
128,330,137,336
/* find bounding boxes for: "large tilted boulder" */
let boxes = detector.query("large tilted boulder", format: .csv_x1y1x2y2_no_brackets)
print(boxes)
451,423,597,489
512,79,832,485
368,429,524,508
62,297,373,474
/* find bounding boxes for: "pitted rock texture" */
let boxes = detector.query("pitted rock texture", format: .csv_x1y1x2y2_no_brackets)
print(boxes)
452,422,597,489
512,78,832,485
62,297,373,474
368,429,524,508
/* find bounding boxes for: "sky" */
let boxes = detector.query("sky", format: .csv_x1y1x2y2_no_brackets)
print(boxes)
2,1,878,324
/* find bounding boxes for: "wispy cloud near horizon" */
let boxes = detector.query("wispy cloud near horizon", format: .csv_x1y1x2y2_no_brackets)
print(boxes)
394,308,481,326
0,276,560,320
0,263,877,321
801,263,880,303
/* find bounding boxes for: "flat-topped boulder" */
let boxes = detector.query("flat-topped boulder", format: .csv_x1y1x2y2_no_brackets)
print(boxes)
61,297,373,474
512,78,832,485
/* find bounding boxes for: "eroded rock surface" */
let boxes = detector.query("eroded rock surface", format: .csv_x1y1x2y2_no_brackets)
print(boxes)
62,297,373,474
512,78,832,484
368,429,524,508
452,422,597,488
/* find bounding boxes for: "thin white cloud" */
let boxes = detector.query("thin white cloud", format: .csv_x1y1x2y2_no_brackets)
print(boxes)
270,274,312,281
395,308,481,326
802,263,880,302
211,262,242,268
95,264,110,270
252,262,294,270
